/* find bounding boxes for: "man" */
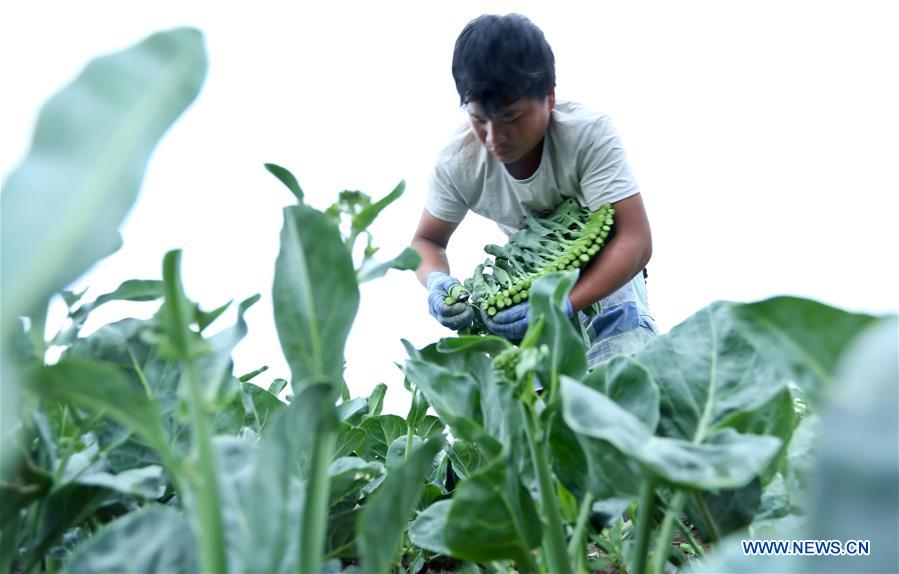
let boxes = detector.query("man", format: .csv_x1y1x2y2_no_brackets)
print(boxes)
411,13,658,366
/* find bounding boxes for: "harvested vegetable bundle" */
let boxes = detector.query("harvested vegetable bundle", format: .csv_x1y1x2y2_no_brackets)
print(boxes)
454,199,615,331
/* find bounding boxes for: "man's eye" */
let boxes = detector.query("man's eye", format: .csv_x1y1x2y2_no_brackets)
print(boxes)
501,116,522,124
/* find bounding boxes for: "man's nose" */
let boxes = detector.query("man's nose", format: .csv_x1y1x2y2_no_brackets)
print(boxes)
485,122,507,146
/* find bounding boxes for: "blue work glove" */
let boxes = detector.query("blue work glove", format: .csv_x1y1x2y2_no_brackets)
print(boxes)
427,271,475,330
483,298,574,340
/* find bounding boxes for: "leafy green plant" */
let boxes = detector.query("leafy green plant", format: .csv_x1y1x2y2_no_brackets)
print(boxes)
2,23,894,574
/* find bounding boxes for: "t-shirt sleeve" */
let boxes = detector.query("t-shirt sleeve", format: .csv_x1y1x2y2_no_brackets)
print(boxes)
578,117,641,211
425,160,469,223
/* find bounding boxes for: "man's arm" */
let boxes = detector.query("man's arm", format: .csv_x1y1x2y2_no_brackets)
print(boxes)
568,193,652,312
410,209,461,286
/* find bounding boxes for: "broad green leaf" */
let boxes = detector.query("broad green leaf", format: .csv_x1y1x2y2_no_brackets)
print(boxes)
245,383,334,574
582,355,659,431
334,423,366,458
237,365,268,384
636,301,786,443
19,483,108,570
264,162,304,202
52,279,165,345
241,383,285,434
386,435,424,469
61,506,197,573
403,339,512,464
690,317,899,574
352,180,405,236
196,299,232,333
73,465,166,499
426,450,451,492
366,383,388,419
562,377,782,490
443,458,541,563
435,335,512,356
416,415,445,438
528,272,587,396
409,500,453,555
29,358,170,461
715,386,798,484
336,397,368,424
552,356,658,499
683,387,799,539
748,472,806,538
81,279,164,310
445,441,490,480
402,338,467,371
550,416,642,500
357,415,407,463
730,296,878,403
268,377,288,395
325,501,361,558
1,28,207,342
329,457,385,506
402,359,483,443
406,388,429,428
357,247,421,283
477,363,531,476
273,203,359,395
688,477,763,541
210,436,257,573
197,293,260,401
358,437,443,574
804,317,898,573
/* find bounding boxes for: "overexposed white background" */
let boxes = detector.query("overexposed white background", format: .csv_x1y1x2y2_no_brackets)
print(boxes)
3,1,897,414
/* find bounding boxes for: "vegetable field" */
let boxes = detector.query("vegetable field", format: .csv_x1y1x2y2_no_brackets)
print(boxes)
2,28,896,574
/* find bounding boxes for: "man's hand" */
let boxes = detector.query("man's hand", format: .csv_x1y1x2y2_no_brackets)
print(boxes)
427,271,475,330
484,298,574,340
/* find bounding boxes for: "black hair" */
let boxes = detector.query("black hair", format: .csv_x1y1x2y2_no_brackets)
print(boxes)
452,13,556,116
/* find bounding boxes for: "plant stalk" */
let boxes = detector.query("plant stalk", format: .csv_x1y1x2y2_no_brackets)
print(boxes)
694,493,721,542
405,424,414,462
631,477,657,574
405,387,417,461
649,490,686,574
299,417,337,574
569,491,595,574
567,491,595,566
523,404,572,574
184,360,228,574
674,515,706,558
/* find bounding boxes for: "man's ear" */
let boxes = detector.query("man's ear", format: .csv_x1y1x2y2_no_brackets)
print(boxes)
547,90,556,110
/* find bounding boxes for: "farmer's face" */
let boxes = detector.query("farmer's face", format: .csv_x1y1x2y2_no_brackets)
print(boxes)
467,92,555,164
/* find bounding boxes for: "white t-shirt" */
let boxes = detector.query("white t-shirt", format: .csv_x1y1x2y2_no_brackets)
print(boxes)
426,100,640,236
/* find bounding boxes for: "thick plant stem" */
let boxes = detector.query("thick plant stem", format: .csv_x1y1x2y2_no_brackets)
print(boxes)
674,516,706,558
299,419,337,574
649,490,686,574
631,477,657,574
405,388,417,461
568,491,595,566
184,360,228,574
523,405,572,574
694,493,721,542
161,251,225,574
405,424,414,462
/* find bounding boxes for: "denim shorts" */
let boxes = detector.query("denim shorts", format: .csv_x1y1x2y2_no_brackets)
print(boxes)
578,269,659,368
